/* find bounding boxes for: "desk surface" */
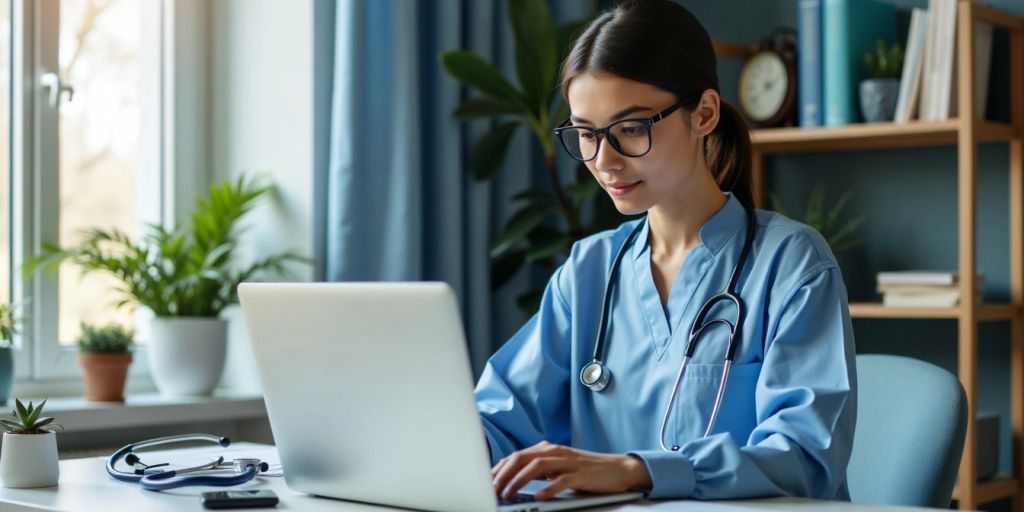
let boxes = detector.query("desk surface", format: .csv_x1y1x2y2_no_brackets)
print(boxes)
0,443,954,512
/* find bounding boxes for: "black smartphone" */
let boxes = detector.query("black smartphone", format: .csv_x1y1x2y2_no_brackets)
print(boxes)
200,489,279,509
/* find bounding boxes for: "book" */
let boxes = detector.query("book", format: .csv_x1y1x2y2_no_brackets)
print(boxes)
876,283,981,294
798,0,823,127
822,0,898,126
876,271,985,287
920,0,958,121
883,290,963,308
974,21,994,117
894,8,928,123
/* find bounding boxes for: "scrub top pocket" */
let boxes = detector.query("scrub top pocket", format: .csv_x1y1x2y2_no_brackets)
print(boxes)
671,361,763,446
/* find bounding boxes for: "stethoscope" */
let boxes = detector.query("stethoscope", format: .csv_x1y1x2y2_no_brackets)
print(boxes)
579,201,757,452
107,433,279,491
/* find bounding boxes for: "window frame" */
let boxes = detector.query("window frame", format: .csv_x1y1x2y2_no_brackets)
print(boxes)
9,0,174,383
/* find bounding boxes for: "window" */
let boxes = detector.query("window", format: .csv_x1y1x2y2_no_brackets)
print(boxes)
9,0,165,379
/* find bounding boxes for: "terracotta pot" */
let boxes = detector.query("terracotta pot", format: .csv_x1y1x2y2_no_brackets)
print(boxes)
77,352,132,402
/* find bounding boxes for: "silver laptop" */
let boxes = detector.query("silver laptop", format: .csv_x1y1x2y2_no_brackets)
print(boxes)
238,282,644,512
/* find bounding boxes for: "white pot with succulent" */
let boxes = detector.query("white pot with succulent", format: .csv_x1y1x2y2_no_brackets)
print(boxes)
26,176,307,397
0,399,60,488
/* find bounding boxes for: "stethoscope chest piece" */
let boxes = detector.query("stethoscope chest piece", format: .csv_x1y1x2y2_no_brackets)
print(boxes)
580,361,610,391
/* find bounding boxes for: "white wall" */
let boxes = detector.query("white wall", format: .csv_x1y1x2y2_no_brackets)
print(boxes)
208,0,322,393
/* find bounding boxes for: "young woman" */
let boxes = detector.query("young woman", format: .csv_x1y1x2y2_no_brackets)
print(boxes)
476,0,856,503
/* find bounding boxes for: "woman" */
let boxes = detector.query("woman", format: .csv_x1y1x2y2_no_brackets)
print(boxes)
477,0,855,502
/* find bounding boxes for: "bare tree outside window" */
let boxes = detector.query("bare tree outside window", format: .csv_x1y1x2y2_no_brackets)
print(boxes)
57,0,160,344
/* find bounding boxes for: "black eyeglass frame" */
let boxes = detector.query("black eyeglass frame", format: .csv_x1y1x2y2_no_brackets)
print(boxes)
553,100,688,162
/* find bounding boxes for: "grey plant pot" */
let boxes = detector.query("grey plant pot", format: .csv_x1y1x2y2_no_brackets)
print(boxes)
859,78,900,123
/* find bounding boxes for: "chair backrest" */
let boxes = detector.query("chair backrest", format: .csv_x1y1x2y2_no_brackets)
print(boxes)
847,354,967,508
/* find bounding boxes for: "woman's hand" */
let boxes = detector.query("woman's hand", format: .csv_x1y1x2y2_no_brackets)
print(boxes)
491,441,652,501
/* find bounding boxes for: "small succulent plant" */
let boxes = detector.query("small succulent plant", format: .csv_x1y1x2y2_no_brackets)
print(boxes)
864,39,904,80
1,399,58,434
77,322,134,354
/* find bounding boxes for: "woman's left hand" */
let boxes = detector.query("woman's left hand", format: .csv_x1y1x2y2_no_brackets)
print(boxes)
491,441,652,501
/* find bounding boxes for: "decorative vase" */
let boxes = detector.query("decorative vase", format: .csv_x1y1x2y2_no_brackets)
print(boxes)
0,347,11,407
148,317,227,396
0,431,59,488
858,78,900,122
78,352,132,402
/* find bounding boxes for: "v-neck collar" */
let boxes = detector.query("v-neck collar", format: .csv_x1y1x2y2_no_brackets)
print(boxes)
627,193,748,360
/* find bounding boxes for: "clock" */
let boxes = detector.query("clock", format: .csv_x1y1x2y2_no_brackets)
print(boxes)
737,29,798,128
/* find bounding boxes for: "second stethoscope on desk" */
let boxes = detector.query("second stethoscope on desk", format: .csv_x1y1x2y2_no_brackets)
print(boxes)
579,202,757,453
106,433,283,491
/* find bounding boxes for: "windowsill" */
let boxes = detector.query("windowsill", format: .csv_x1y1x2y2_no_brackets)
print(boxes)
23,391,267,433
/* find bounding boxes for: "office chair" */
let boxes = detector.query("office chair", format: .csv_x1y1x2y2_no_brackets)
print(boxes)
847,354,968,508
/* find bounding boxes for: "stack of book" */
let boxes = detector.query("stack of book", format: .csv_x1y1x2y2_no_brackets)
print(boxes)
877,271,983,308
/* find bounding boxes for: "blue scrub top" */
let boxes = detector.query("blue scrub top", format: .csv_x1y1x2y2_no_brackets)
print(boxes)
475,193,856,500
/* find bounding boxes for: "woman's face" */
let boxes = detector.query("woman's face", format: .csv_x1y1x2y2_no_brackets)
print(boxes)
565,72,708,216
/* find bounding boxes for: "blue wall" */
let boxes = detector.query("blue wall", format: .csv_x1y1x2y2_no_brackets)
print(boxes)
680,0,1024,502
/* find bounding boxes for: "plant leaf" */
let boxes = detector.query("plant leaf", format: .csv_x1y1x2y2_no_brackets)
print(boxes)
489,205,558,259
470,122,519,181
454,98,523,120
440,51,527,110
0,419,23,432
508,0,558,118
14,399,28,423
25,398,45,426
31,417,54,430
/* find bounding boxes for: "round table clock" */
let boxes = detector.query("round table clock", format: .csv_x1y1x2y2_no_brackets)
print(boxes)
737,28,798,128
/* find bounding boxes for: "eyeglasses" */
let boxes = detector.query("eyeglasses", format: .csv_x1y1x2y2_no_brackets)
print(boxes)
553,101,686,162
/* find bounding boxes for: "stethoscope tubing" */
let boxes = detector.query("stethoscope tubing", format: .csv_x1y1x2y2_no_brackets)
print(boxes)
106,433,269,491
582,201,757,451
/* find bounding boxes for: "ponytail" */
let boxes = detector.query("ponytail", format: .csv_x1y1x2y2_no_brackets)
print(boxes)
706,101,754,209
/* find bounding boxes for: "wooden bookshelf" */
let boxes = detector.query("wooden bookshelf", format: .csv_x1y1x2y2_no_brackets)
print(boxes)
745,2,1024,510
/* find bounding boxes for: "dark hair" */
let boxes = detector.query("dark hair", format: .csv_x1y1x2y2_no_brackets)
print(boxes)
560,0,753,208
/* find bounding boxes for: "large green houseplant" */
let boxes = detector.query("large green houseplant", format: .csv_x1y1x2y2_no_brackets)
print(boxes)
440,0,621,312
25,175,306,396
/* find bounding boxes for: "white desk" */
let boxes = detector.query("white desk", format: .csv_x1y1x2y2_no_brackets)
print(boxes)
0,443,955,512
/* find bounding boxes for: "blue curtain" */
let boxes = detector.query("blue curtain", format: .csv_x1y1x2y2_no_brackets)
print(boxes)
326,0,591,375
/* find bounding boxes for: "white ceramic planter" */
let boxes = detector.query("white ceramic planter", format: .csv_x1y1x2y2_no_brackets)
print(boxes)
148,317,227,396
0,431,59,488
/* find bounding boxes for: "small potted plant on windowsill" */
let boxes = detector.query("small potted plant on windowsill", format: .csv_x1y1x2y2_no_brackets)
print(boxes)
859,39,904,123
0,302,21,407
24,175,307,397
76,323,134,402
0,399,60,488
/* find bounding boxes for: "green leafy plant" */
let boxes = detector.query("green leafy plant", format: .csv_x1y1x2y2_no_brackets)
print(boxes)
440,0,621,312
864,39,904,80
76,323,134,354
1,399,59,434
770,187,865,254
0,302,19,349
24,175,308,317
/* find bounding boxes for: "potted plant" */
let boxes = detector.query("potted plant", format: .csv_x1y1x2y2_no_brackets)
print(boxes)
25,176,306,397
0,303,18,407
859,39,904,122
76,323,134,402
0,399,60,488
440,1,611,313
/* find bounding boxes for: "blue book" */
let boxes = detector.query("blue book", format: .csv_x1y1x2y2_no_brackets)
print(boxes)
798,0,823,127
822,0,898,126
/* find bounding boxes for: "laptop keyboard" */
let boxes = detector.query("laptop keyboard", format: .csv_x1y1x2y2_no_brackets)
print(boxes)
499,493,538,506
